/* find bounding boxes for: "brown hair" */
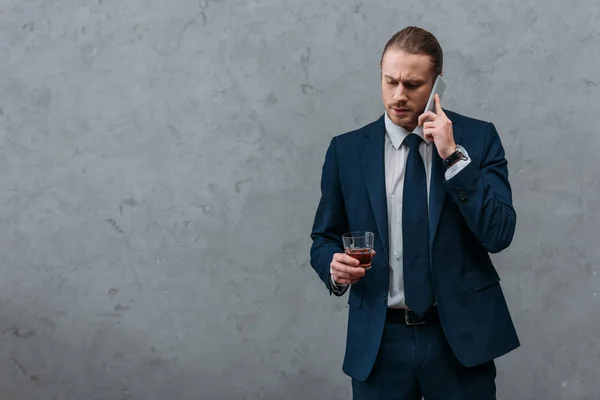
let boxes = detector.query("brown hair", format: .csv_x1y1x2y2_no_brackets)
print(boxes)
380,26,443,76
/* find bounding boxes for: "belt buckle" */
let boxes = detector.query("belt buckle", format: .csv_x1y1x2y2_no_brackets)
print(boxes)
405,309,425,326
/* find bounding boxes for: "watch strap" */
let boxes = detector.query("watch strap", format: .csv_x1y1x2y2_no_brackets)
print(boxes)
443,148,463,169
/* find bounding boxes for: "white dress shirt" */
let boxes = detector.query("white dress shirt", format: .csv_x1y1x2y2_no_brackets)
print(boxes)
331,112,471,308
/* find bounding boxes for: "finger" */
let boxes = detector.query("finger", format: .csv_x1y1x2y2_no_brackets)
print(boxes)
338,272,364,285
423,127,437,136
338,264,366,277
418,111,437,126
333,253,360,266
434,94,446,116
337,266,366,279
331,261,365,277
423,121,436,129
423,128,435,141
333,273,351,282
330,262,349,277
333,266,365,281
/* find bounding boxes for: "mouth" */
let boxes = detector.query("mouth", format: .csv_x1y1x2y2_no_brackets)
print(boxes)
391,107,410,116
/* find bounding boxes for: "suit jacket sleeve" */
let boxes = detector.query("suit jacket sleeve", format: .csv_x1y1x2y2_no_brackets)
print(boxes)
444,123,516,253
310,137,350,296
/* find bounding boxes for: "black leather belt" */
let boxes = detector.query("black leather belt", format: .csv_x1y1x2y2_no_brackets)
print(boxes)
386,307,440,326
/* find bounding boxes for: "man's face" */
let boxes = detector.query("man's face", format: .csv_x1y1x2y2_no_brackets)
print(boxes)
381,48,436,131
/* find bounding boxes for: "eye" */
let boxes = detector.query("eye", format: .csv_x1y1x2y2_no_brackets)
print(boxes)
404,83,416,89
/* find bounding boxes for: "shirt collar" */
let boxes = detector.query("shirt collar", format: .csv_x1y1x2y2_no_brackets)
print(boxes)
384,111,432,150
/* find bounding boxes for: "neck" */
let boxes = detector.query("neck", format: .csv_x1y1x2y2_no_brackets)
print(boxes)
403,122,418,132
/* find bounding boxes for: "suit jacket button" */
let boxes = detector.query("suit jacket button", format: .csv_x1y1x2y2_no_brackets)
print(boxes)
383,296,387,303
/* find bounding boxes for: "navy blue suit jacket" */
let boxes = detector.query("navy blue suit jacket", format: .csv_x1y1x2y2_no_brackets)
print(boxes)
310,110,520,382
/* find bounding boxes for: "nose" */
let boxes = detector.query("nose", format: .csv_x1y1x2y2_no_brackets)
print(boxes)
392,85,407,103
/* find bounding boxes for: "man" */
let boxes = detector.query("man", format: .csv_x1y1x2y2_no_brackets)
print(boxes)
309,26,519,399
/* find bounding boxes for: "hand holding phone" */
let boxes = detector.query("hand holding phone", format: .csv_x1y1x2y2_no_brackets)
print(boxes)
417,75,457,159
415,75,446,140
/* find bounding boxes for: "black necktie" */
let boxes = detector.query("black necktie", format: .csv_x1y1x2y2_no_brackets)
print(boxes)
402,134,435,317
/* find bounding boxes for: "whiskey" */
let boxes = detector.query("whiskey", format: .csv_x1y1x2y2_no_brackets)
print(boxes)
345,248,372,269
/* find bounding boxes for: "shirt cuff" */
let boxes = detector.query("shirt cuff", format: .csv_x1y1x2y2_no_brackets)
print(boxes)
330,269,349,295
444,158,471,180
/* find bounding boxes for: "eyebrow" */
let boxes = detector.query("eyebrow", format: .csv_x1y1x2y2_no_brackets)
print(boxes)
383,75,424,85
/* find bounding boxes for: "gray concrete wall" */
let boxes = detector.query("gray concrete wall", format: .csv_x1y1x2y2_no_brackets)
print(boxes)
0,0,598,398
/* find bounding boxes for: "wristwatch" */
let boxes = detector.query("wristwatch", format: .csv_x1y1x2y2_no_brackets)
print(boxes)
442,145,469,169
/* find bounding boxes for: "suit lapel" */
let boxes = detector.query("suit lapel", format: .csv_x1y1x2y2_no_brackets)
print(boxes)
360,115,390,258
429,117,461,246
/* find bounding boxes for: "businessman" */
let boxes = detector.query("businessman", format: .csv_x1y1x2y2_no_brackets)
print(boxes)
309,26,519,399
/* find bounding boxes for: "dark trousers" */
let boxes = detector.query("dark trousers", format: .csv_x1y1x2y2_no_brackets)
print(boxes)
352,320,497,400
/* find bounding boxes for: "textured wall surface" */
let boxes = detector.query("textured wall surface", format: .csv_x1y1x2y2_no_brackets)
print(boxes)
0,0,599,399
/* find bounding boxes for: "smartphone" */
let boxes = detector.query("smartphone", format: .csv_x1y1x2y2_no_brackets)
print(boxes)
415,75,446,137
